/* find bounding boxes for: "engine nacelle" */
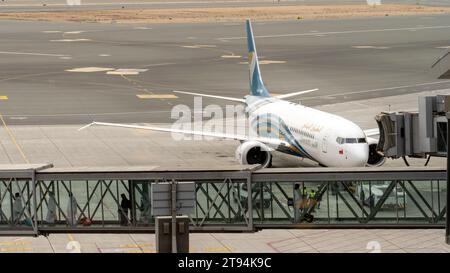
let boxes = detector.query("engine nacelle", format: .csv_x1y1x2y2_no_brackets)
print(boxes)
235,141,272,168
366,137,386,167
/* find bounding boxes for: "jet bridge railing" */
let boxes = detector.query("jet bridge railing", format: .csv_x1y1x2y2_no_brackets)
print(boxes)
0,166,446,236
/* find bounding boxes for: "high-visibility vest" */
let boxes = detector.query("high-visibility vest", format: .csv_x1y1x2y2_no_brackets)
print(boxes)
309,192,316,199
302,188,308,196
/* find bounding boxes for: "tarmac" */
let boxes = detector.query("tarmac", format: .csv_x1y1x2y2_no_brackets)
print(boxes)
1,229,448,252
0,15,448,167
0,15,450,125
0,87,447,168
1,0,450,13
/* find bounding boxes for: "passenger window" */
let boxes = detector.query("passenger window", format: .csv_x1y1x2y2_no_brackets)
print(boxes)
345,138,357,144
358,138,366,143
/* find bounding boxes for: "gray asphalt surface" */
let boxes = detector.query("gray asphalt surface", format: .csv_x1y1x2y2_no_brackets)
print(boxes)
0,0,449,12
1,14,450,125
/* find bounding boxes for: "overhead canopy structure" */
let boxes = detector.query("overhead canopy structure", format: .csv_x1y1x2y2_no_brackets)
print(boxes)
432,51,450,79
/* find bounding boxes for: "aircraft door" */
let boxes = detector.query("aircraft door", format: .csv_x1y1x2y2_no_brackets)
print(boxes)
322,135,328,153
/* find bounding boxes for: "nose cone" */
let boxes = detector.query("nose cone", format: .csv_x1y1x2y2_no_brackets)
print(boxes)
344,144,369,167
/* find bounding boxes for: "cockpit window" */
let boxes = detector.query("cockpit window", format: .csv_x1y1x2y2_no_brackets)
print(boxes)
336,137,367,144
357,138,366,143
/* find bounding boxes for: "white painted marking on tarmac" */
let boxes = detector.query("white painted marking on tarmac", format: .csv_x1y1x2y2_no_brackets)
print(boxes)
59,56,72,60
133,27,152,30
64,31,85,34
436,46,450,49
9,117,28,120
366,0,381,5
66,0,82,6
42,30,62,33
107,69,148,75
5,110,174,118
302,81,450,101
99,54,111,57
66,67,115,73
51,39,91,42
352,45,389,49
181,45,217,49
221,55,241,58
218,25,450,40
0,51,69,57
239,60,286,65
137,94,178,99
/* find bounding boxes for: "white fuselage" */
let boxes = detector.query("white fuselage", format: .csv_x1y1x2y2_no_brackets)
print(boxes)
246,96,369,167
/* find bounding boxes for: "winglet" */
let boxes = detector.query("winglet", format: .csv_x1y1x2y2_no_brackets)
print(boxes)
78,122,96,131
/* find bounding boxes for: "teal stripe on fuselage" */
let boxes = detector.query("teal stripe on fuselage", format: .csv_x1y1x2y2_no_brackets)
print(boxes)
250,113,313,159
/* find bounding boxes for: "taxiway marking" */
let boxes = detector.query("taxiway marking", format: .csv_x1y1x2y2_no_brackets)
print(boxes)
137,94,178,99
66,67,115,73
219,25,450,40
0,51,68,57
0,113,30,164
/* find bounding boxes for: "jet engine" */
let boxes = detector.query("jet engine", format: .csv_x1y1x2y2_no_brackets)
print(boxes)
235,141,272,168
366,137,386,167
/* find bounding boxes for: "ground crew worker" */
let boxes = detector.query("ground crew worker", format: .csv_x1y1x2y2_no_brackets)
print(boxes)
301,186,308,212
308,189,317,211
316,186,322,209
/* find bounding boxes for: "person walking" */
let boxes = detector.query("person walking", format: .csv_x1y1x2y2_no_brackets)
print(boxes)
46,192,57,225
120,194,132,226
293,184,302,223
67,193,78,227
12,193,23,225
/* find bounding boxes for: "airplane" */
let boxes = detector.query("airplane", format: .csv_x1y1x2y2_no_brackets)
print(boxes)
79,19,384,168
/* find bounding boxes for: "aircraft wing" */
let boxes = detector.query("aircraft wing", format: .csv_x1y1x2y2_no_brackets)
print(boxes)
173,90,245,103
274,88,318,100
364,128,380,137
79,121,288,148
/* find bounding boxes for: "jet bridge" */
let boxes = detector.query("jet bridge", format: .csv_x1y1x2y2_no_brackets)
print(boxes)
375,95,450,160
0,164,446,236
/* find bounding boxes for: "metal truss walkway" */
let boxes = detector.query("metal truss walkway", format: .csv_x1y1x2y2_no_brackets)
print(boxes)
0,164,446,236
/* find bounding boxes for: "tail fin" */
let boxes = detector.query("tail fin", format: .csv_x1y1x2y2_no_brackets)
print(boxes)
246,19,270,97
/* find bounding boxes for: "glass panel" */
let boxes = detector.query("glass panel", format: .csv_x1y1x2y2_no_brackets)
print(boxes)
0,179,35,233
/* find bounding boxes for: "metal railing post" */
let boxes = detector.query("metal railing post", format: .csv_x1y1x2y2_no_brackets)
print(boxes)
446,112,450,244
